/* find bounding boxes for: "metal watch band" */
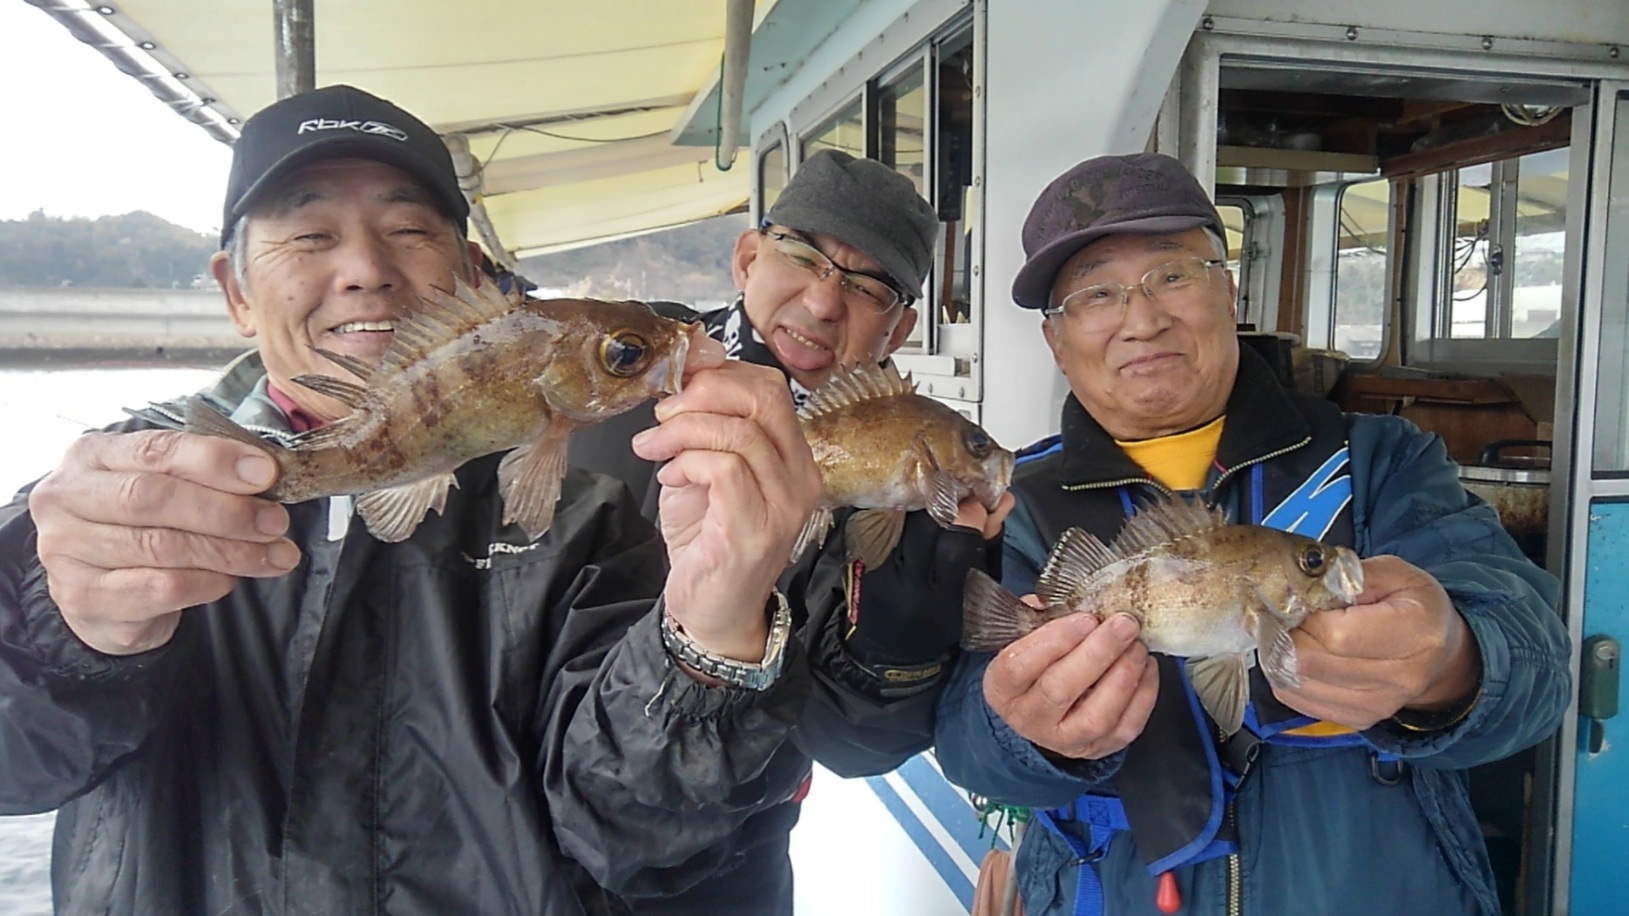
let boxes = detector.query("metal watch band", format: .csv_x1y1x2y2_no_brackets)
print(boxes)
660,590,792,691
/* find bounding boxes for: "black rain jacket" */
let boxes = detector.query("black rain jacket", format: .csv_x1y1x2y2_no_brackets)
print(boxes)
0,355,814,915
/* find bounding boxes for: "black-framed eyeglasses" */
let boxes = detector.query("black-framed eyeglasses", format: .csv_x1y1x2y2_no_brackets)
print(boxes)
760,229,907,314
1043,257,1226,329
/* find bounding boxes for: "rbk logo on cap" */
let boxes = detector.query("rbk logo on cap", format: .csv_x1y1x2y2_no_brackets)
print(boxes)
296,118,411,142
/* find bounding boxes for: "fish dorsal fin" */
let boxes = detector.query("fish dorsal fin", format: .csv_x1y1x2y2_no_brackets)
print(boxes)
797,361,915,422
291,373,369,410
373,278,518,382
1035,527,1117,607
310,346,376,383
1113,498,1229,558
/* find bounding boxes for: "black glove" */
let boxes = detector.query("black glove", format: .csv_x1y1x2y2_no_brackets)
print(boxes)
842,508,1003,668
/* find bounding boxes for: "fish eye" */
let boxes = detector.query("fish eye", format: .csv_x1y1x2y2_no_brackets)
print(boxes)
962,427,993,459
1297,544,1327,576
600,331,651,377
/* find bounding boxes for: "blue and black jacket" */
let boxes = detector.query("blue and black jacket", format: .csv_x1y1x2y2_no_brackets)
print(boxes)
933,347,1569,916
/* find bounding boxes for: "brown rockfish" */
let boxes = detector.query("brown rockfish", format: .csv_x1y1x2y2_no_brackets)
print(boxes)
794,362,1014,567
184,279,700,543
963,499,1364,735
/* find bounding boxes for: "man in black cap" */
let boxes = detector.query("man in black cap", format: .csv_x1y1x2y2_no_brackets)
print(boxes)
932,152,1568,915
0,84,829,915
567,148,1012,907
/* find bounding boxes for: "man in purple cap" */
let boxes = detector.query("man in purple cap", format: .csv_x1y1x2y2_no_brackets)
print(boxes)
0,84,829,915
932,153,1567,915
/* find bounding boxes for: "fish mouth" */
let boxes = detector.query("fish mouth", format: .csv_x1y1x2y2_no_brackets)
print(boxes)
1323,547,1365,603
656,325,695,397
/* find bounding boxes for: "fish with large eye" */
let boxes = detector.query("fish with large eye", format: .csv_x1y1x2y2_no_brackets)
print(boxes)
168,282,701,544
793,362,1014,567
963,498,1365,736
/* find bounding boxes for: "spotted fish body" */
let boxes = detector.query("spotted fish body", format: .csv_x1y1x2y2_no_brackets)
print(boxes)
185,279,698,542
793,362,1014,566
962,499,1364,735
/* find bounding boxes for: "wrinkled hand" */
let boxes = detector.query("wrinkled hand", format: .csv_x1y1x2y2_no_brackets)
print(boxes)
984,606,1158,761
631,360,821,663
1272,555,1481,730
28,429,297,655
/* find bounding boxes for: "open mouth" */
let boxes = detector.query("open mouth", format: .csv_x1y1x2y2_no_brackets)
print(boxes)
330,320,396,334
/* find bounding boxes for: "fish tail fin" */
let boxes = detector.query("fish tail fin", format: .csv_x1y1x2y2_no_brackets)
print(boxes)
790,507,833,563
1188,653,1252,737
961,568,1039,652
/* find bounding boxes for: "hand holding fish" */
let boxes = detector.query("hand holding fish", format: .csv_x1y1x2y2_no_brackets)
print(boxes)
28,429,298,655
982,607,1160,760
1272,555,1482,730
633,361,822,664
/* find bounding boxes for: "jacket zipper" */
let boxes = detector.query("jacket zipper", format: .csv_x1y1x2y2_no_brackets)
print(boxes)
1227,801,1242,916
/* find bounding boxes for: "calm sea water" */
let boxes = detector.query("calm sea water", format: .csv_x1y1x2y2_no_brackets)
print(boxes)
0,365,221,915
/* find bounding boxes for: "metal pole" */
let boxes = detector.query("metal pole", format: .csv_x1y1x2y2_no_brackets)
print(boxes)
273,0,315,99
714,0,753,170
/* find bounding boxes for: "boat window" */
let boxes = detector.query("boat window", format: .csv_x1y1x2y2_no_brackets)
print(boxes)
1439,149,1568,340
759,141,788,214
1333,177,1390,360
1591,95,1629,473
876,65,926,197
803,98,864,160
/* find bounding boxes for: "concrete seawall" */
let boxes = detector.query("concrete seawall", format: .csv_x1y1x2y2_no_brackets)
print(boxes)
0,287,248,366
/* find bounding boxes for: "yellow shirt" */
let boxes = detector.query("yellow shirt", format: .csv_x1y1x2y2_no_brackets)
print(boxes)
1114,416,1225,491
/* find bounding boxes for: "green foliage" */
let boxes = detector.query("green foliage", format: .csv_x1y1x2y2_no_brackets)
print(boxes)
0,210,217,289
518,213,748,305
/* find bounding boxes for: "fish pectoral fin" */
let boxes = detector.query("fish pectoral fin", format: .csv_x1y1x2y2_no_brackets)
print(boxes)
356,473,459,543
926,471,962,529
291,373,370,410
844,508,908,569
1188,653,1252,737
310,347,376,382
1255,612,1302,688
962,568,1047,652
1035,527,1117,607
498,433,569,541
791,508,834,563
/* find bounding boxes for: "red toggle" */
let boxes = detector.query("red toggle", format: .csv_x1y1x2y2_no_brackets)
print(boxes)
1156,871,1181,913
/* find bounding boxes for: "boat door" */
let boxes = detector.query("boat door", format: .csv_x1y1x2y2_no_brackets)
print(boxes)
1555,79,1629,916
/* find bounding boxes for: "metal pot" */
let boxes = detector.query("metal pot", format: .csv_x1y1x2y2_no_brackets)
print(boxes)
1458,439,1550,564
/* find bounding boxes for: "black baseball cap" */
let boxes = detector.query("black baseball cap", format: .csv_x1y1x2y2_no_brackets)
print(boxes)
765,149,938,298
220,84,469,246
1011,153,1224,310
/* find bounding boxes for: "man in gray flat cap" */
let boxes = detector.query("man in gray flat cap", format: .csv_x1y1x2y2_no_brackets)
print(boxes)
569,148,1012,912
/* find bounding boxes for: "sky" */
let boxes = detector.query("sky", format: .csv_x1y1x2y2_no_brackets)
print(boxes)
0,1,231,235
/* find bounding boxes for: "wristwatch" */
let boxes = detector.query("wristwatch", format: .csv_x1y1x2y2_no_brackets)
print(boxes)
661,590,792,691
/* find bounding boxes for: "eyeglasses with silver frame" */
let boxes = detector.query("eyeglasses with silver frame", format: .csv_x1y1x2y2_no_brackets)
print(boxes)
1043,257,1226,327
760,229,908,314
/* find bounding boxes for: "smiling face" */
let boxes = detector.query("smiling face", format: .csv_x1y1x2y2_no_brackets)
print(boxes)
210,158,478,422
1041,228,1239,440
732,226,918,390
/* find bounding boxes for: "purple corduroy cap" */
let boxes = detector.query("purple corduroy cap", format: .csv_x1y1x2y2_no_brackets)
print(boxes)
1011,153,1223,310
